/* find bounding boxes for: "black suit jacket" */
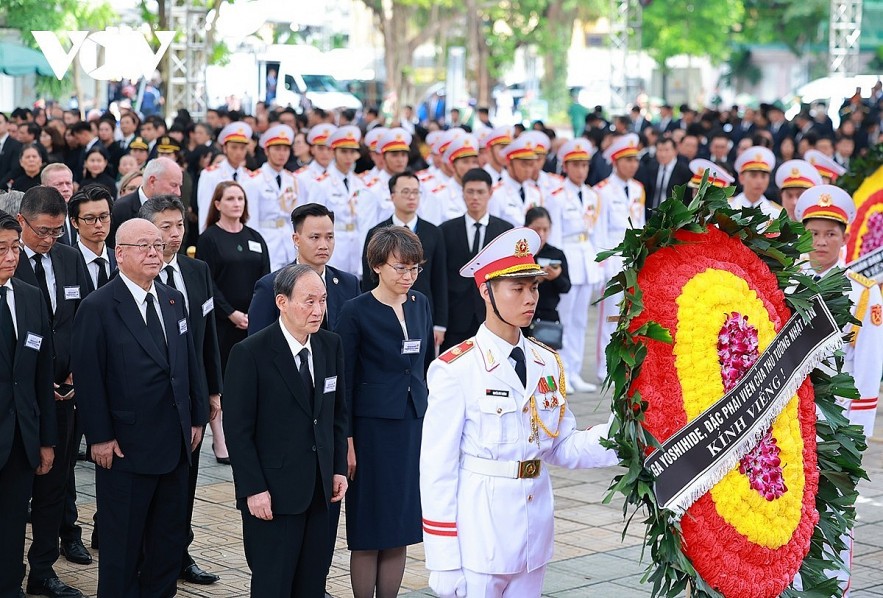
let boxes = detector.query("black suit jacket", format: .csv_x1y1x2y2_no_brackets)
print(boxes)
0,279,56,470
0,137,22,182
637,159,693,214
109,190,141,248
15,244,90,383
223,325,348,514
78,247,117,294
71,276,208,475
439,215,513,339
247,264,360,334
360,218,449,328
157,256,223,397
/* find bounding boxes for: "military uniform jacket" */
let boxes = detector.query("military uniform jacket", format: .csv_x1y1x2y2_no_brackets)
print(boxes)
364,169,394,224
728,192,782,220
420,325,617,574
489,171,561,246
843,269,883,434
535,170,564,204
553,179,603,286
196,159,256,233
594,175,645,279
251,163,299,271
420,180,467,226
294,161,326,204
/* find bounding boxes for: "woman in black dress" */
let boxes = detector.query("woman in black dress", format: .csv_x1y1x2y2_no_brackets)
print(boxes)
81,146,118,199
1,143,43,192
523,206,571,337
197,180,270,462
336,226,433,598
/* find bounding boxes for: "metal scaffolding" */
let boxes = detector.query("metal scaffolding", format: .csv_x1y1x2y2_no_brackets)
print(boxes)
609,0,642,108
829,0,863,76
166,0,210,120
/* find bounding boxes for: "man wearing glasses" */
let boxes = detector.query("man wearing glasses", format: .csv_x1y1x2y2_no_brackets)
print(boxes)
72,218,207,597
69,187,115,294
14,187,90,598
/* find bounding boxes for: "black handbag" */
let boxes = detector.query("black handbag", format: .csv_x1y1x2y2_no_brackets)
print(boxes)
529,320,563,350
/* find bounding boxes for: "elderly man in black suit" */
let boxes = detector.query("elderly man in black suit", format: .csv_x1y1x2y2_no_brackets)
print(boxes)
361,171,448,346
108,157,183,247
14,186,90,598
138,195,223,586
225,264,349,597
0,209,56,598
72,218,208,597
439,168,513,351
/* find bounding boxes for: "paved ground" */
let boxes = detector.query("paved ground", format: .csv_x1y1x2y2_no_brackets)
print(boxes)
25,307,883,597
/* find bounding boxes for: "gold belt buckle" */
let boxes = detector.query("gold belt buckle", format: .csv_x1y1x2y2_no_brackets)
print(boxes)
345,223,355,232
518,459,541,479
276,217,286,228
578,233,587,242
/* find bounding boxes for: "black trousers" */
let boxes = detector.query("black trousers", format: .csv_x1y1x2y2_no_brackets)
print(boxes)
242,470,328,598
59,406,83,544
181,428,205,568
28,400,76,580
0,425,35,595
94,447,189,598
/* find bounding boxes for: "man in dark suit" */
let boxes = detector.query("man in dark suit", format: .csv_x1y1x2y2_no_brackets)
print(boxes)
361,171,448,345
0,210,56,598
71,218,208,597
657,104,679,134
636,138,692,217
225,264,348,597
0,113,23,182
138,195,223,586
109,156,183,247
249,203,359,335
439,168,513,351
40,165,77,247
14,187,90,598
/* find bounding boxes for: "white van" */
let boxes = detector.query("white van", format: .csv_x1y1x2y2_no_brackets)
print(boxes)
275,64,363,113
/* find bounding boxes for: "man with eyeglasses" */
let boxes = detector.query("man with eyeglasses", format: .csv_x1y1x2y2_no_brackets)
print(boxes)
69,187,115,293
362,171,449,347
72,218,208,597
14,187,90,598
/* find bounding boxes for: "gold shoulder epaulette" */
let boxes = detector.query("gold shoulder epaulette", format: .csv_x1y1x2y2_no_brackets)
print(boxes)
430,184,446,194
315,172,329,182
438,339,474,363
847,270,877,288
294,165,308,174
527,336,557,354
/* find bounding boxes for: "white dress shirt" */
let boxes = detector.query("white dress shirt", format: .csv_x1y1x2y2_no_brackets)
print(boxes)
161,255,189,313
465,212,491,251
392,214,418,232
23,246,56,313
78,241,111,290
278,320,314,383
2,279,18,338
119,272,166,339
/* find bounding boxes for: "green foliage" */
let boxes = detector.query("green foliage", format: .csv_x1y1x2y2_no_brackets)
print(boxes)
837,143,883,197
741,0,829,54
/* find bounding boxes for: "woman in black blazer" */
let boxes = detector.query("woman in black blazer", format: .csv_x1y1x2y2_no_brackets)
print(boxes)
336,226,433,598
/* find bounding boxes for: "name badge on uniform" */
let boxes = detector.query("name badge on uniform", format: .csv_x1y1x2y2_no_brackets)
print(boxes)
25,332,42,351
248,240,262,253
324,376,337,393
202,297,214,316
64,286,81,300
402,339,421,355
178,318,188,335
486,389,509,397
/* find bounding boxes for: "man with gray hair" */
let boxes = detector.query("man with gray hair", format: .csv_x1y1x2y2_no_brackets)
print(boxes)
224,263,349,596
109,157,183,246
40,164,76,247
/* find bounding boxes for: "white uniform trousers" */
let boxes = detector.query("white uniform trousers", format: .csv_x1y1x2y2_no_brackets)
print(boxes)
596,287,620,381
463,565,546,597
558,282,595,380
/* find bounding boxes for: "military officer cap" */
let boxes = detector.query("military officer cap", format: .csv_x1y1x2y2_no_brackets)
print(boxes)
378,128,412,154
259,124,295,150
485,126,513,148
443,134,479,164
476,129,492,150
219,122,253,145
502,134,537,162
128,136,149,151
775,159,822,190
794,184,856,225
434,128,463,158
804,149,847,182
557,139,595,163
306,124,337,146
328,125,361,150
688,158,735,188
522,131,551,156
734,146,775,174
460,227,547,287
602,133,639,164
156,136,181,154
364,127,388,154
425,131,444,152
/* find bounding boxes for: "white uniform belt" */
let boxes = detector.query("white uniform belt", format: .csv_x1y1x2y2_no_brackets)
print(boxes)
460,454,541,479
563,231,590,243
258,218,289,229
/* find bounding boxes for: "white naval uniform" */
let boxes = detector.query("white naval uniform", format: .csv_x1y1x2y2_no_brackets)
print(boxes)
420,325,617,596
553,180,604,378
483,163,504,184
534,170,564,204
420,180,467,226
489,171,562,247
196,160,255,233
310,166,379,277
250,163,299,271
593,175,645,381
294,161,326,204
364,170,394,223
728,192,783,220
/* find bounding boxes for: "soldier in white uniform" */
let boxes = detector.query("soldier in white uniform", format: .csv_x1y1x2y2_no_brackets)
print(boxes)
196,122,256,232
418,130,464,224
551,139,602,393
420,135,480,225
420,227,618,598
594,133,645,381
294,123,336,204
687,158,735,191
309,126,379,277
360,127,388,187
482,126,512,184
805,149,847,185
729,146,782,219
521,130,563,202
365,127,412,222
796,185,883,597
252,124,299,271
774,159,822,220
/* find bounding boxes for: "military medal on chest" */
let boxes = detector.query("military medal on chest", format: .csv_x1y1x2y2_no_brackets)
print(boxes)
278,185,297,213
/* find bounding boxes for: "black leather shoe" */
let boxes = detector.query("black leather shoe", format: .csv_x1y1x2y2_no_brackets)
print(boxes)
179,563,220,585
60,539,93,565
25,577,84,598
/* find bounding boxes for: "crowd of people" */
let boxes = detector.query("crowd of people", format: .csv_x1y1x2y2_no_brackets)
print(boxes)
0,85,880,598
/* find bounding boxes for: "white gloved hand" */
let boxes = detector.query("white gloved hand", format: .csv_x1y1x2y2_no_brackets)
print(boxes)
429,569,467,598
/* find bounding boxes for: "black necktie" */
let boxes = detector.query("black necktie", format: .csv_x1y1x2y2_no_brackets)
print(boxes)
343,177,349,191
471,222,482,256
95,257,109,288
164,265,177,290
813,274,822,282
145,293,167,352
624,184,630,200
32,254,54,319
577,189,583,204
519,186,526,203
510,347,527,388
276,174,282,189
298,347,314,398
232,171,238,182
0,286,15,357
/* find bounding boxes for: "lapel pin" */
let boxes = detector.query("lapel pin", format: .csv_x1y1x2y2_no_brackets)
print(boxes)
332,277,339,284
170,299,175,305
411,295,415,302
